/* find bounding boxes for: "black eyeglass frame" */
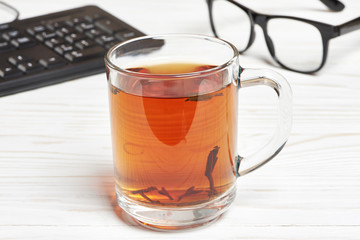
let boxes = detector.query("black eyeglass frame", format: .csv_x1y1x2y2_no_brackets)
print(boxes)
0,1,20,23
206,0,360,74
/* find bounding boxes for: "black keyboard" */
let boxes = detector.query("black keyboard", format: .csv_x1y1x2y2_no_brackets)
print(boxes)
0,5,145,97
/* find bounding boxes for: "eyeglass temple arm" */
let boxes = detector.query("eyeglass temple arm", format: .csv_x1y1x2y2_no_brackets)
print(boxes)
319,0,345,12
338,17,360,36
0,1,20,22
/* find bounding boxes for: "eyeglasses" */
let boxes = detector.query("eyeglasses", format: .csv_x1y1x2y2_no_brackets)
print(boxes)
206,0,360,73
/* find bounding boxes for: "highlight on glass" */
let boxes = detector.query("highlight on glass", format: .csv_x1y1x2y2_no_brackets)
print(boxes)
206,0,360,73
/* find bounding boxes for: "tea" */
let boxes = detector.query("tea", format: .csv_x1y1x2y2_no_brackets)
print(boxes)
108,63,238,206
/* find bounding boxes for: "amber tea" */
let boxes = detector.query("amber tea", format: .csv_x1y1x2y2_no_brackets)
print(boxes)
106,34,292,230
108,63,238,207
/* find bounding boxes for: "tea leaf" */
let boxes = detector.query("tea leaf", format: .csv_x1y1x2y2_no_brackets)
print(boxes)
127,67,150,73
139,192,160,204
131,186,159,203
109,85,120,95
178,186,202,201
205,146,220,177
205,146,220,197
158,187,173,200
131,186,158,194
185,93,223,102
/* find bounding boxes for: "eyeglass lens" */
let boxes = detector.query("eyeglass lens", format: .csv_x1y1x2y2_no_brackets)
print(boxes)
211,0,251,52
267,18,324,72
210,0,325,72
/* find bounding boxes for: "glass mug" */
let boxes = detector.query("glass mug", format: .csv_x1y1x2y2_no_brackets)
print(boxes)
105,34,292,230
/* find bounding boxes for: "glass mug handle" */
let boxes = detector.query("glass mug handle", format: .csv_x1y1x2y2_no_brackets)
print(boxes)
235,68,292,177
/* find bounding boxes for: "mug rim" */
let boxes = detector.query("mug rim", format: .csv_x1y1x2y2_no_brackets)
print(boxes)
104,34,239,79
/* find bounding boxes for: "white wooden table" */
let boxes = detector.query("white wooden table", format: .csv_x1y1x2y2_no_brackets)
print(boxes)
1,0,360,239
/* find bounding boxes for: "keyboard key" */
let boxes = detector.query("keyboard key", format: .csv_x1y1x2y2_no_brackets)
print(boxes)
65,33,85,43
27,25,46,35
0,41,15,53
36,31,57,41
84,13,104,22
64,46,105,62
95,35,115,45
45,38,64,48
39,56,67,69
75,22,95,32
75,39,95,50
2,30,20,41
55,26,74,37
54,44,74,55
18,61,44,73
8,55,28,65
66,17,87,27
0,24,10,32
11,37,36,49
0,65,23,79
95,19,125,34
46,21,66,31
115,30,137,41
85,28,103,39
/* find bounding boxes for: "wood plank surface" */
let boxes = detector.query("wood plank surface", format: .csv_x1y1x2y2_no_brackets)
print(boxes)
1,0,359,239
